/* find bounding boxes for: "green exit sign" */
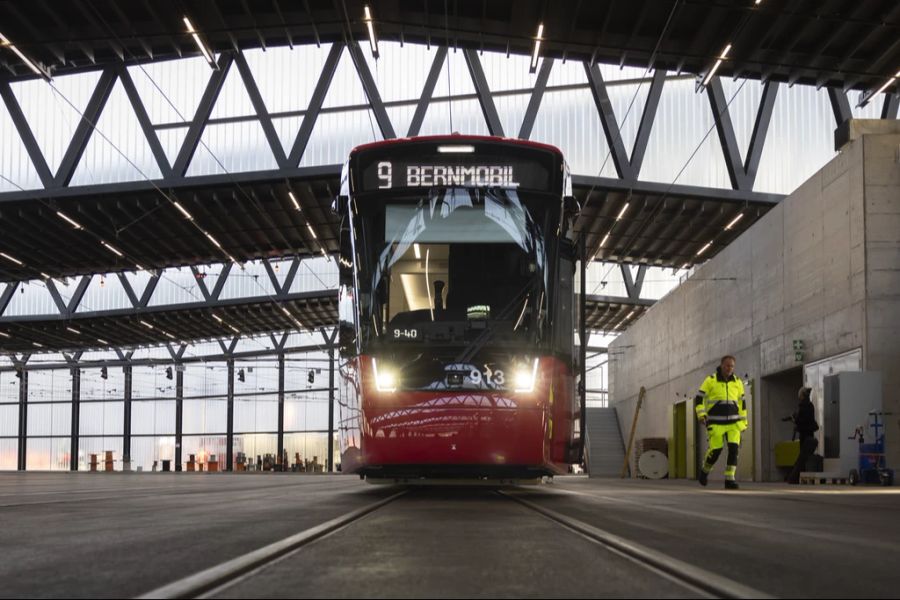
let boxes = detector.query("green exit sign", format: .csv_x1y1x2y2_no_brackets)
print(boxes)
792,339,805,351
795,351,804,362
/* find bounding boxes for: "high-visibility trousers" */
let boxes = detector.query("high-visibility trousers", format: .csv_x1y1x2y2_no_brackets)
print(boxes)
707,422,742,450
703,423,742,480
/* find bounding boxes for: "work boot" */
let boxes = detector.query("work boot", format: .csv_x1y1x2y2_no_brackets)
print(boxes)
724,480,739,490
698,470,708,486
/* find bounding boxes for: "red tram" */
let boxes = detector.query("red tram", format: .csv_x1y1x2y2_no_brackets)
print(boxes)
334,135,583,481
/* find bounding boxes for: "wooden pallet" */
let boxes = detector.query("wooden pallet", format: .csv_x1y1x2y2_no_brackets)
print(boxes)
799,472,849,485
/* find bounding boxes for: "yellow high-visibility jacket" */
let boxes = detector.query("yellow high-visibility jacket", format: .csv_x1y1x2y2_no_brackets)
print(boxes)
694,369,747,430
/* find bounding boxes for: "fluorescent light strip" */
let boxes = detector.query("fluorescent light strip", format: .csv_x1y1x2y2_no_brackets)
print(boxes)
212,314,223,323
66,327,81,335
205,232,223,249
530,24,544,71
696,241,713,256
288,191,301,212
173,201,194,220
873,74,899,97
600,231,611,247
101,242,124,257
306,223,319,240
437,145,475,153
702,44,732,87
0,32,45,77
364,6,378,58
183,17,215,66
229,324,240,334
33,342,43,348
0,331,10,338
724,213,744,230
56,211,84,230
97,338,108,345
140,320,154,330
413,243,421,259
41,272,51,280
0,252,23,266
616,202,630,221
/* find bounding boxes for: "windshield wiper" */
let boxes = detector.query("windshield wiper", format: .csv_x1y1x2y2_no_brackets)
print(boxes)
453,278,536,364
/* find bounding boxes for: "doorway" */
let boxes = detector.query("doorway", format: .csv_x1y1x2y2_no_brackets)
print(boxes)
670,401,687,478
760,367,803,482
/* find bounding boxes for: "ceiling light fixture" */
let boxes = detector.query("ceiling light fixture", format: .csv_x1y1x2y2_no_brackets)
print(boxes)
701,43,732,88
173,201,194,221
530,23,544,73
101,241,124,257
0,252,23,266
56,211,84,230
288,191,302,212
363,6,379,59
183,17,217,68
858,69,900,108
724,213,744,230
0,31,48,79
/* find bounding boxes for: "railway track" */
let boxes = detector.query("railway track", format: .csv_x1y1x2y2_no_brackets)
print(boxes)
138,486,774,599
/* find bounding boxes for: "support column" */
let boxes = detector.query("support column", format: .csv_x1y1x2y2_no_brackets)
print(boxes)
579,236,587,460
227,359,234,471
70,368,80,471
277,354,285,467
328,346,335,472
123,365,132,470
175,369,183,471
17,370,27,471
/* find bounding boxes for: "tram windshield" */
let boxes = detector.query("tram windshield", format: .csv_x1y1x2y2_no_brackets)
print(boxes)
357,187,549,350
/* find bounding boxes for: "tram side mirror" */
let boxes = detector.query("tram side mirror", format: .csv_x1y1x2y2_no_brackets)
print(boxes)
332,195,349,215
338,322,357,356
563,195,580,219
562,196,580,241
559,238,577,261
338,216,352,286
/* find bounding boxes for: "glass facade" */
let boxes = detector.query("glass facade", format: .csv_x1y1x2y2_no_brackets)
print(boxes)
0,337,336,471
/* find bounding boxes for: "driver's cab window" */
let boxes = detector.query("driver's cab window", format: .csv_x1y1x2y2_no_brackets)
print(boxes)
386,243,448,321
376,190,542,333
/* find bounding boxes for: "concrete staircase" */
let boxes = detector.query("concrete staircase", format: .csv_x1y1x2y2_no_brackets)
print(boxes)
585,407,627,477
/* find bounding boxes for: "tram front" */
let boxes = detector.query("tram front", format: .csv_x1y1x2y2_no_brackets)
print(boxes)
335,136,581,480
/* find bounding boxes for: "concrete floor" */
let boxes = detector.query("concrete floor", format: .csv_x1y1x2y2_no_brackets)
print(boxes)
1,473,898,598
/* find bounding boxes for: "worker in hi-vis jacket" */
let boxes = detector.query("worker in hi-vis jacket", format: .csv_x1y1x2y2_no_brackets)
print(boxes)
695,355,747,490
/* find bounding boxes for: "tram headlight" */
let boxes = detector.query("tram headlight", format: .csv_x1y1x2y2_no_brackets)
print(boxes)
372,358,397,392
514,358,540,393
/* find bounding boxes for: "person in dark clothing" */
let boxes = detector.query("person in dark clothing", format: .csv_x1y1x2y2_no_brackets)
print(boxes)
786,387,819,484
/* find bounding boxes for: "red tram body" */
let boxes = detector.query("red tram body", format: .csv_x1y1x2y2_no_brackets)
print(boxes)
334,136,583,481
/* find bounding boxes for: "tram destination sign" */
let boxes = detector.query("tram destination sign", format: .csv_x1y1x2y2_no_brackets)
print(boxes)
354,145,558,194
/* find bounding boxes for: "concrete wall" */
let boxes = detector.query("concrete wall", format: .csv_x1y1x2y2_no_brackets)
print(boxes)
609,121,900,479
863,131,900,466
